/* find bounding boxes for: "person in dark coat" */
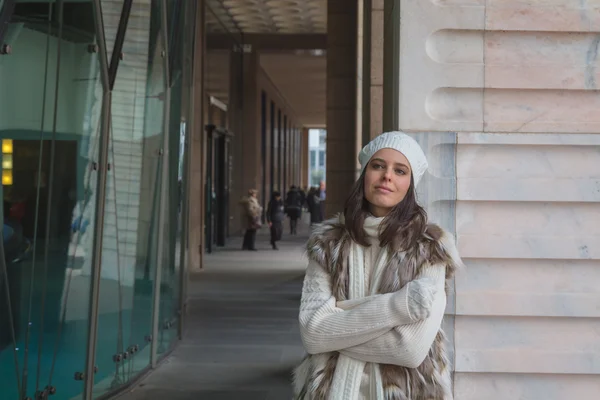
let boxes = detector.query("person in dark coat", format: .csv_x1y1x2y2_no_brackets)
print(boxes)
299,187,307,209
266,191,285,250
306,187,322,225
285,185,303,235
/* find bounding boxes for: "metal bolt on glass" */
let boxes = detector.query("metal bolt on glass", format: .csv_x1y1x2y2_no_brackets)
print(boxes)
127,345,139,354
0,44,12,55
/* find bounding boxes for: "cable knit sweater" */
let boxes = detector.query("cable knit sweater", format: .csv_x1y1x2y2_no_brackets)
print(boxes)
298,216,448,399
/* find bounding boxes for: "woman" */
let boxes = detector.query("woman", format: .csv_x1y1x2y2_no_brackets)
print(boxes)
266,191,285,250
294,132,463,399
240,189,262,251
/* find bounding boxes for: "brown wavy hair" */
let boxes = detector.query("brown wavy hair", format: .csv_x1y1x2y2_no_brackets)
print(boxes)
343,170,427,249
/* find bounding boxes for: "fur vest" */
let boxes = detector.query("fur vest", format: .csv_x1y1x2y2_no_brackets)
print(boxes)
293,216,462,399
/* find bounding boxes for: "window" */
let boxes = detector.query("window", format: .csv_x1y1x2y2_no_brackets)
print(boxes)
310,150,316,167
318,151,325,168
319,133,326,146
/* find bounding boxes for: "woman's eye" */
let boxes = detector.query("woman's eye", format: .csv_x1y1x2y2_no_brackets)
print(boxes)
395,169,405,175
372,163,384,169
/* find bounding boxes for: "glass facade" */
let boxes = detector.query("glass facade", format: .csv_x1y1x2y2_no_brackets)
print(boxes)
0,0,196,398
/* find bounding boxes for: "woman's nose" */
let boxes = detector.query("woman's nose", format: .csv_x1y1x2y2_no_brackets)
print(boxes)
382,168,393,180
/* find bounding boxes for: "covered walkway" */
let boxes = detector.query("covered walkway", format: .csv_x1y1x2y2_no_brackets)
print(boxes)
116,226,309,400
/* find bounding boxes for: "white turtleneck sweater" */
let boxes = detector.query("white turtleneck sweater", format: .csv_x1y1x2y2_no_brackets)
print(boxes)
299,216,447,399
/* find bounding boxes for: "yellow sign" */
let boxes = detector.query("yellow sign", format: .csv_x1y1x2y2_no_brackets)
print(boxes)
2,139,13,154
2,169,13,185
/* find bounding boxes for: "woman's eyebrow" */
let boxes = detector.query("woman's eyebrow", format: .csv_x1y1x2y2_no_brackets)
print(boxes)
394,162,409,169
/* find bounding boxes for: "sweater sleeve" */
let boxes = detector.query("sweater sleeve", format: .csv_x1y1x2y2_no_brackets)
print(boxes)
299,260,420,354
338,264,447,368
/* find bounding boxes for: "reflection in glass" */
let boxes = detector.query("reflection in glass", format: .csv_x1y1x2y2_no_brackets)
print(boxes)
99,0,126,62
92,0,165,396
0,1,103,399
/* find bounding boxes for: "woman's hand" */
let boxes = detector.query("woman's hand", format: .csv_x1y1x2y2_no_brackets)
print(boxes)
406,277,439,320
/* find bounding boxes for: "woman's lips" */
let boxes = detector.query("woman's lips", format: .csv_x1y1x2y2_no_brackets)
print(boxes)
375,186,392,193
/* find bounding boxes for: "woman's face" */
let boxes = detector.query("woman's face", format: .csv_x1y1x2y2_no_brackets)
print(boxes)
363,148,412,217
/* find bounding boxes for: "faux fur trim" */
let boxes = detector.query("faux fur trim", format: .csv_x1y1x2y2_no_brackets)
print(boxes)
297,214,462,399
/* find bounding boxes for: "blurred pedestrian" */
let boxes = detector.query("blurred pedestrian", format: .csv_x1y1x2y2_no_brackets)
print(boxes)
266,191,284,250
285,185,303,235
239,189,262,251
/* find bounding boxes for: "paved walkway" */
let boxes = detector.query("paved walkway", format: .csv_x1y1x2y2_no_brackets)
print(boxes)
115,225,308,400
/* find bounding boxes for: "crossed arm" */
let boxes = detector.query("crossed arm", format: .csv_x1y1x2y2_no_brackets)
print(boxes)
298,260,447,368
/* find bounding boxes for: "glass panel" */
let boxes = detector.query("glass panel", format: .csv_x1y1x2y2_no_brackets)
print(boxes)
156,0,186,356
92,0,164,396
0,1,103,399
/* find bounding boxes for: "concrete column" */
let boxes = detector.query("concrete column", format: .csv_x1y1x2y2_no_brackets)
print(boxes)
288,121,291,187
326,0,359,217
290,124,295,186
369,0,384,139
295,127,300,186
382,0,399,131
289,125,294,187
289,123,293,186
301,127,309,188
230,50,260,234
285,118,289,190
188,1,205,268
265,94,272,198
361,0,385,141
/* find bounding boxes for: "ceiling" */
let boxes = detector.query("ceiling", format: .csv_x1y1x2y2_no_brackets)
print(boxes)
206,0,326,34
260,53,326,127
205,51,326,127
205,0,327,127
205,51,231,104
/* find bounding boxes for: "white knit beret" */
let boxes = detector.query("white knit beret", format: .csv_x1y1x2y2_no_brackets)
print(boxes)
358,131,429,186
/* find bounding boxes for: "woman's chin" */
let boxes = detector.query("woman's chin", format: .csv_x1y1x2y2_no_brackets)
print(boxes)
368,197,395,209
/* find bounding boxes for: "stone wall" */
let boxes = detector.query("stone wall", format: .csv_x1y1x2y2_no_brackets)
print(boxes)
399,0,600,397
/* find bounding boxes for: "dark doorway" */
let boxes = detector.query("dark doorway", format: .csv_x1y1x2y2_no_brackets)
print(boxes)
260,91,267,223
270,101,275,196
